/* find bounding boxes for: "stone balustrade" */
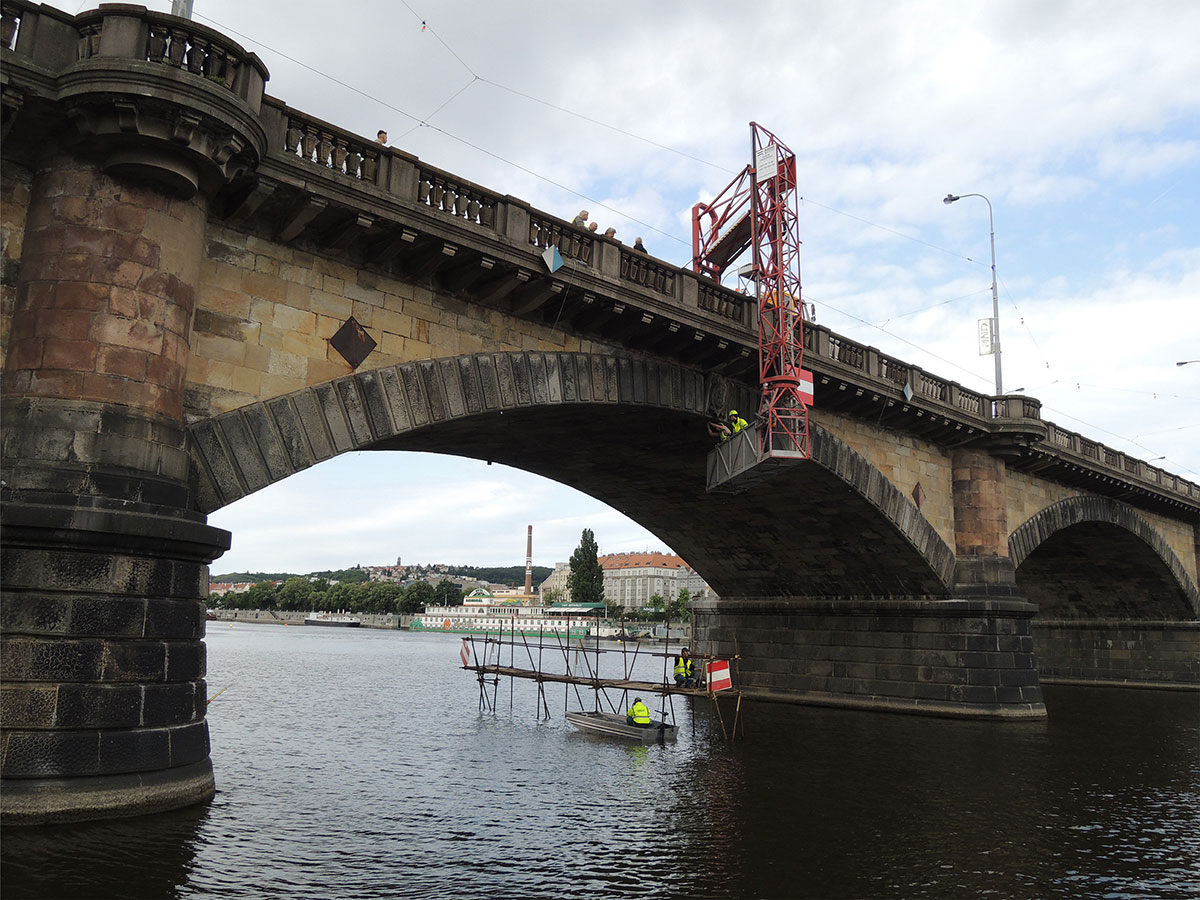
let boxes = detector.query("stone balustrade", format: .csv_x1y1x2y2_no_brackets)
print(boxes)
528,212,592,264
284,113,381,182
416,165,499,229
68,4,267,109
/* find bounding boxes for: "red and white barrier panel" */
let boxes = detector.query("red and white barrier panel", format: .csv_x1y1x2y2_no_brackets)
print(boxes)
706,659,733,692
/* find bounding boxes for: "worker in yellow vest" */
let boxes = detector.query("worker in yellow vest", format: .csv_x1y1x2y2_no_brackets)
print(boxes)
673,648,695,687
707,409,749,442
626,697,651,727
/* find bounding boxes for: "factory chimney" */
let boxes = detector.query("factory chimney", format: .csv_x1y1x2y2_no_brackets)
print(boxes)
524,526,534,597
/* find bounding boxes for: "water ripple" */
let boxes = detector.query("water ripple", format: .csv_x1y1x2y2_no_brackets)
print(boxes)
3,629,1197,899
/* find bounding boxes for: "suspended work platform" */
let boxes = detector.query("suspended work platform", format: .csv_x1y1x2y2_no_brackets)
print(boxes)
706,423,809,494
458,631,745,740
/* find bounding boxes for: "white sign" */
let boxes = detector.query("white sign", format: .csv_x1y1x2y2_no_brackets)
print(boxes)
977,318,995,355
755,145,778,182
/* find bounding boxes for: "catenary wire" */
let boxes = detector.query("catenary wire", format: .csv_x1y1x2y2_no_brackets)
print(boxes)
192,8,1185,473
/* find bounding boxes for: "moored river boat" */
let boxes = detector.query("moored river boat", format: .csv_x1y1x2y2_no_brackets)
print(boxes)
565,710,678,743
304,612,362,627
411,591,601,639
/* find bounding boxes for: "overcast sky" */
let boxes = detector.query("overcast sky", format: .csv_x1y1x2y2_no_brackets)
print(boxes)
128,0,1198,574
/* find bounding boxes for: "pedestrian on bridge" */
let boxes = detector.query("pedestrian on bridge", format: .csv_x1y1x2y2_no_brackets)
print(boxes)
572,210,589,227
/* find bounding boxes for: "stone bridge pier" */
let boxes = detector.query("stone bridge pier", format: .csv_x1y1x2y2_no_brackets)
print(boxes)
691,439,1047,718
1,5,266,823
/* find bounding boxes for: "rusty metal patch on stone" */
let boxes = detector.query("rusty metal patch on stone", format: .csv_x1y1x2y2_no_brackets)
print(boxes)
329,316,376,369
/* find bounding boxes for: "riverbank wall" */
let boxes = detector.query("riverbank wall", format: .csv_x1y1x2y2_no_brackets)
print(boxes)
208,610,413,629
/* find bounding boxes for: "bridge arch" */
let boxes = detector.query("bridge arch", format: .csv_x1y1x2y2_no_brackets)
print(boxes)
1010,496,1200,618
187,351,954,598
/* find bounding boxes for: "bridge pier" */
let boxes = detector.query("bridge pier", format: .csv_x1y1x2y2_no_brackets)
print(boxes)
693,596,1044,717
1,152,232,824
1,7,267,823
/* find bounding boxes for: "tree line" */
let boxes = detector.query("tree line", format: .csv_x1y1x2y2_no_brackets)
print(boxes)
209,577,464,615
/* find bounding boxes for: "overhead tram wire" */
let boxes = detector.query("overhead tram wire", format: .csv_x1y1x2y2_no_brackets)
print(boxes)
197,8,994,265
197,8,1072,410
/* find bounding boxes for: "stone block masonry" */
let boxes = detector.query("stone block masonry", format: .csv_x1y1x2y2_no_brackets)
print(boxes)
187,224,620,421
694,598,1045,717
1032,620,1200,688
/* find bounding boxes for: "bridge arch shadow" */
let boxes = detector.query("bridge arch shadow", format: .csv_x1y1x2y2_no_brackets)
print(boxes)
1010,496,1200,618
187,351,954,598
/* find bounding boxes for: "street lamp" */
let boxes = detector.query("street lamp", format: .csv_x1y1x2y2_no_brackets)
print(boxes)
944,192,1003,396
1177,360,1200,366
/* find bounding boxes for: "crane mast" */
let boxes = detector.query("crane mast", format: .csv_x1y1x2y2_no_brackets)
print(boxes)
693,123,812,492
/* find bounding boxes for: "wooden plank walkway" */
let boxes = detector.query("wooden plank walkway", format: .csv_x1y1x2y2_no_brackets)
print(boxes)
465,664,715,698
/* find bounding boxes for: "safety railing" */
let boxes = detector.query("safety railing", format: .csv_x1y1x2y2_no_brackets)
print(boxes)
284,114,380,182
528,213,592,264
71,6,265,95
697,281,747,323
416,167,499,229
621,251,675,296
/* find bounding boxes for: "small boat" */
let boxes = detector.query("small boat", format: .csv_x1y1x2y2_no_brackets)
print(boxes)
304,612,361,627
565,710,678,743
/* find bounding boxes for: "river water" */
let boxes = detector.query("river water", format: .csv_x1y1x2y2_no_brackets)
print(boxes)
3,625,1198,899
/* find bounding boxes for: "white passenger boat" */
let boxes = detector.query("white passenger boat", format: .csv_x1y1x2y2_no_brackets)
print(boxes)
565,710,678,743
412,591,602,639
304,612,362,627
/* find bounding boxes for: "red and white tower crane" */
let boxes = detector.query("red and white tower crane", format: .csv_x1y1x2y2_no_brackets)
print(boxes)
693,123,812,492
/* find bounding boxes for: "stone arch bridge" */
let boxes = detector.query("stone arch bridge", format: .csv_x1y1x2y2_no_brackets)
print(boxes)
2,2,1197,824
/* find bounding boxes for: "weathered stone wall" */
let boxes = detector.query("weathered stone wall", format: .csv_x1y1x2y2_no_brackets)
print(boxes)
1006,469,1198,585
187,224,620,420
2,154,231,824
810,408,955,551
1032,620,1200,687
693,597,1044,717
0,159,34,371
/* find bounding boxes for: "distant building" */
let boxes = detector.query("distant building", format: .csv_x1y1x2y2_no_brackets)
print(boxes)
209,581,257,594
539,552,713,611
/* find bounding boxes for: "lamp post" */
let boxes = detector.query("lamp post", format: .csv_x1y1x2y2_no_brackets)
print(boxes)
944,192,1002,396
1177,360,1200,366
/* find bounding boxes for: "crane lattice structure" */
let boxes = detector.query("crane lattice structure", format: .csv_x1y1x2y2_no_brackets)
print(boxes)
693,123,812,492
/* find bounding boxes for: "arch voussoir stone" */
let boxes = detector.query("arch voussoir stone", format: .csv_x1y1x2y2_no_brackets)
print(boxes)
187,351,746,515
807,423,956,589
1010,496,1199,617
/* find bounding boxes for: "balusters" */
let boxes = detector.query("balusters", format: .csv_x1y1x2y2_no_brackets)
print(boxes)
146,24,168,62
185,34,206,74
332,138,348,174
1,6,18,51
167,27,187,67
316,132,334,168
301,128,318,164
78,22,101,59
